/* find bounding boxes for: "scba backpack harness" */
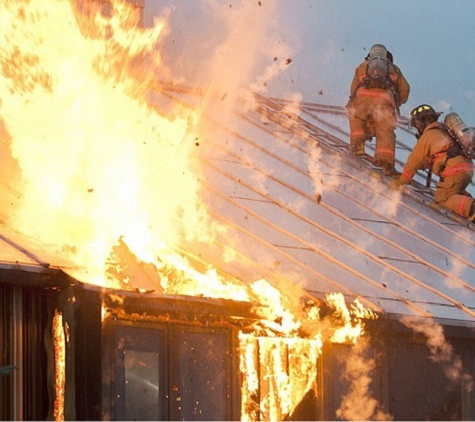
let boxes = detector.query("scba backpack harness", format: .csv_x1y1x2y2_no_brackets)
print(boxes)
425,115,475,187
362,44,393,90
444,112,475,159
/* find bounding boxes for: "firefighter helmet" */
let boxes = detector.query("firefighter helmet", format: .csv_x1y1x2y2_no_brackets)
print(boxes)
410,104,442,133
410,104,441,125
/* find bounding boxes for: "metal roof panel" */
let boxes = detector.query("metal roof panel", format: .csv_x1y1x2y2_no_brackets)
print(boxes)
195,91,475,325
1,86,474,326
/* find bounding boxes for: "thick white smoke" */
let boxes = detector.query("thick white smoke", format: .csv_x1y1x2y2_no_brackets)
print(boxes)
336,339,392,421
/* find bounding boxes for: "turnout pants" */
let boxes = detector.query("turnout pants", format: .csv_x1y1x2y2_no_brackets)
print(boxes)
348,96,397,166
435,156,474,218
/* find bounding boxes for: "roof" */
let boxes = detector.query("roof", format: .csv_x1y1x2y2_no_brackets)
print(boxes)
1,85,475,327
155,86,475,327
0,226,68,273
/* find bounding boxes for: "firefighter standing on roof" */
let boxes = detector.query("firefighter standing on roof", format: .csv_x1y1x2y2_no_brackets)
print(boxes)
389,104,475,222
347,44,410,176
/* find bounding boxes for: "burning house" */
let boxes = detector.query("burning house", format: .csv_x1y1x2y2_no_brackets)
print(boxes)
1,1,475,421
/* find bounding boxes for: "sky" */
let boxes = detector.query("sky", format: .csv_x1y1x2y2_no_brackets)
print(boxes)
143,0,475,125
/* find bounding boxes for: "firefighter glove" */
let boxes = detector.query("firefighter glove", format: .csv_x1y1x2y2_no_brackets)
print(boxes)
389,177,406,190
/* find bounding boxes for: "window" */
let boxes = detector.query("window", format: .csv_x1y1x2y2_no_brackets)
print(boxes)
108,323,235,421
113,326,165,421
170,330,229,420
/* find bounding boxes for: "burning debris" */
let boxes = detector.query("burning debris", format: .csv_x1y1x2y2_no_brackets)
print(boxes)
236,282,380,420
52,310,66,421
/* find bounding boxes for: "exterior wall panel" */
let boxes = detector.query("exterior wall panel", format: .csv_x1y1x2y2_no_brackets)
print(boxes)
0,284,53,421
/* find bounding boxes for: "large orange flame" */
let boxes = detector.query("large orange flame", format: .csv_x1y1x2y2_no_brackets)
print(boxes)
0,0,216,291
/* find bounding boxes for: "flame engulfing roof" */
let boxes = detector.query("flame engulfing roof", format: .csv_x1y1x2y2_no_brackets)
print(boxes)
1,85,475,327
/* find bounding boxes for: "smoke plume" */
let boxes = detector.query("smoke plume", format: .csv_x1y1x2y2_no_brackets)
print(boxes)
336,338,392,421
400,315,473,392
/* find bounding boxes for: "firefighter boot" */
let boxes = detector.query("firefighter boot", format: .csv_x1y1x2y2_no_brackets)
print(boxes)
349,142,366,156
382,162,401,177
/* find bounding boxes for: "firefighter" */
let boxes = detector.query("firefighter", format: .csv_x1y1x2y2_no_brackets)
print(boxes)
347,44,410,176
389,104,475,222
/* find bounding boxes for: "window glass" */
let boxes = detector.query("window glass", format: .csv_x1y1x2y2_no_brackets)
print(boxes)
174,330,228,421
124,349,160,421
115,326,164,421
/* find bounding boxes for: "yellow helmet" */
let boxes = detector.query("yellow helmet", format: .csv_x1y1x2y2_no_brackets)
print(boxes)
410,104,441,128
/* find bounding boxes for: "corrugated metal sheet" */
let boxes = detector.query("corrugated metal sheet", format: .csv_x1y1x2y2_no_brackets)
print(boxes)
1,86,475,327
0,227,70,273
158,87,475,326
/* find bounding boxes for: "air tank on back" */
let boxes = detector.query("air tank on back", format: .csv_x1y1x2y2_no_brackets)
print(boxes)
367,44,388,78
444,112,475,158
